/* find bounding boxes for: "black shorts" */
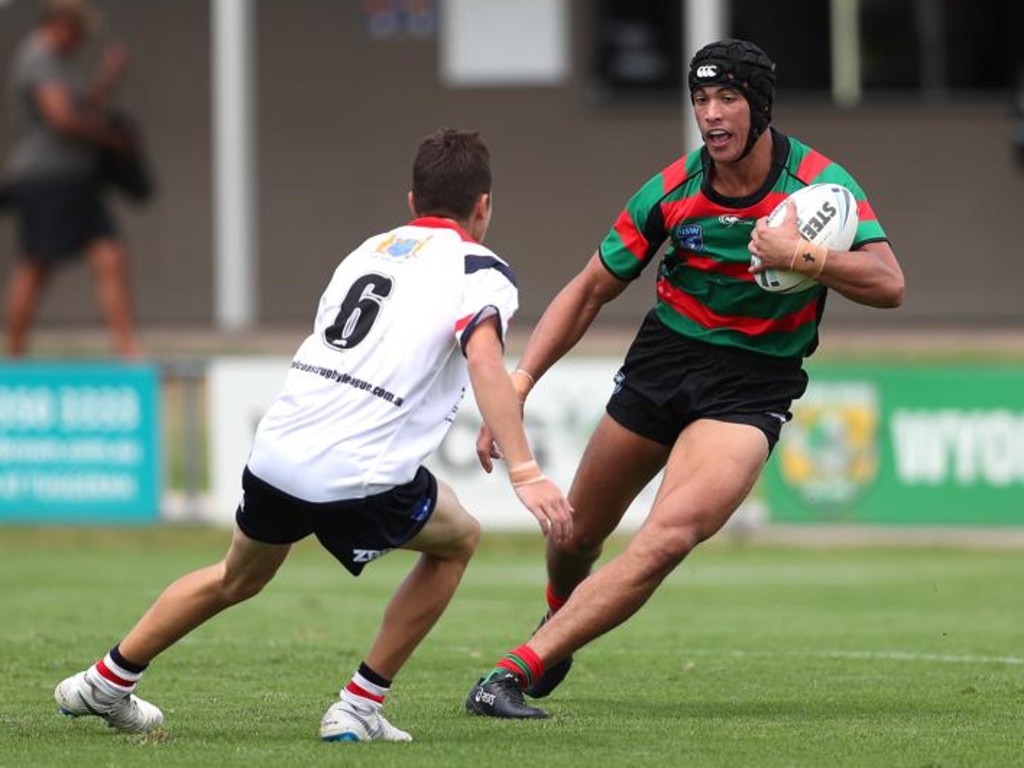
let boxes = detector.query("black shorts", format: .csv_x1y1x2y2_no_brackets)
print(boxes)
606,311,808,452
10,177,116,263
235,466,438,576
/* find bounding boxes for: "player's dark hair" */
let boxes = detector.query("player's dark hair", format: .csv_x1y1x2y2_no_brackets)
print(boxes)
689,39,776,159
411,128,491,222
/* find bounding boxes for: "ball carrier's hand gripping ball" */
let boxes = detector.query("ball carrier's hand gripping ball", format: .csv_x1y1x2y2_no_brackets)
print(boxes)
752,183,860,294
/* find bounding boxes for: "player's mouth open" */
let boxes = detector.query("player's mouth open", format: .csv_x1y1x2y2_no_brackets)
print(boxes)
706,130,731,147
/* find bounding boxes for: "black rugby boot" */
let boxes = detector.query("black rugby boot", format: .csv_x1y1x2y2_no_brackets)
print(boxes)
465,672,549,719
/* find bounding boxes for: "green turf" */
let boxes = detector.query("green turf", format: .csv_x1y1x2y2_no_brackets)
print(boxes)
1,527,1021,767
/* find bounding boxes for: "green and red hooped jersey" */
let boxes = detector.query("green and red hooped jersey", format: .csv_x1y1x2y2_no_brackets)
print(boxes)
599,130,888,359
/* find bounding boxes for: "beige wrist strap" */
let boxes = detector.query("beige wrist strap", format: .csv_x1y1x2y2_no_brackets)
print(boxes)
789,240,829,278
508,459,546,488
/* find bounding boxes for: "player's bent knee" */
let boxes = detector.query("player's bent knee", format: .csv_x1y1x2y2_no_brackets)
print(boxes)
552,534,602,563
410,507,481,561
219,566,277,604
635,527,700,578
220,577,267,604
451,515,482,561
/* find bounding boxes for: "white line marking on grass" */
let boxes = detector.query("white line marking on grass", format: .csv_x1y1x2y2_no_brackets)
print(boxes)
681,649,1024,666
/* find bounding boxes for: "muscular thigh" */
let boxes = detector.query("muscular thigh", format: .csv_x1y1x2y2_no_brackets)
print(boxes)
222,524,291,586
644,418,769,544
403,478,478,557
567,414,671,546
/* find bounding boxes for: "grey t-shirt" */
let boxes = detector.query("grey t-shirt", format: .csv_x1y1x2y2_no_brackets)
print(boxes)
4,34,96,182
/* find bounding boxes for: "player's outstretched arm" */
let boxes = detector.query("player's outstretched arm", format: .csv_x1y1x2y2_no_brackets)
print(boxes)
475,251,629,471
474,367,531,473
465,317,573,543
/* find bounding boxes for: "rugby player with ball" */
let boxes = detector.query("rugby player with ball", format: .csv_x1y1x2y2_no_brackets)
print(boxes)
467,39,904,719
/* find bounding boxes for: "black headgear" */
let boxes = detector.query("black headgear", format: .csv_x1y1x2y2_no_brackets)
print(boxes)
688,39,776,159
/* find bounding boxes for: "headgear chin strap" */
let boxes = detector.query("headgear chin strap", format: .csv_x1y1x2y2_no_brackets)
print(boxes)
688,39,777,160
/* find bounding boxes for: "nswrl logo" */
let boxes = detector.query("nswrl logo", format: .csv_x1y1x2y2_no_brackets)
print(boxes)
674,224,704,252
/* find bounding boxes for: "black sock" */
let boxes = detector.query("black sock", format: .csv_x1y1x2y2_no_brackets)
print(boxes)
110,644,148,674
358,661,391,689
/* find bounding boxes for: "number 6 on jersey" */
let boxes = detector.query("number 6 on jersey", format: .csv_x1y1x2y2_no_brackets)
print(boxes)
324,273,394,350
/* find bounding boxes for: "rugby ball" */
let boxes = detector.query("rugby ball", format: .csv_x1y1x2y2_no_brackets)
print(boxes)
752,183,859,294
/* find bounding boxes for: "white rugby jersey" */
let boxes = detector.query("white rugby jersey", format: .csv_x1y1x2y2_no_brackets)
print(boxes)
247,217,518,502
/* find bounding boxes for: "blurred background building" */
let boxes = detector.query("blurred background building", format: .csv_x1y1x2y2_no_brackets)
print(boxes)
1,0,1022,336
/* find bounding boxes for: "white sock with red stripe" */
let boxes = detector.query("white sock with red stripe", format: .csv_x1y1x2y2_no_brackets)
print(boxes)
339,662,390,714
84,646,148,705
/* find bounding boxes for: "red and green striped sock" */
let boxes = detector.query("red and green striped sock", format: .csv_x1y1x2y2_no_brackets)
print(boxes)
546,583,569,613
485,644,544,688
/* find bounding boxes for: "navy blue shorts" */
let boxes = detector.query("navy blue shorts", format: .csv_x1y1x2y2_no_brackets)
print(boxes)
235,466,437,576
606,312,808,452
10,177,117,263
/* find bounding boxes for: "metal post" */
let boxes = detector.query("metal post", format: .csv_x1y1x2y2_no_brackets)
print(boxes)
683,0,729,153
831,0,862,107
212,0,257,331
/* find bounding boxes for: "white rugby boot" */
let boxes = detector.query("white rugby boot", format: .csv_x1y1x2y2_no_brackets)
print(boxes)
319,700,412,743
55,671,164,733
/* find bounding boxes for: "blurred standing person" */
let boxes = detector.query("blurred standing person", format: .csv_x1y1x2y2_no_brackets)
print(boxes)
3,0,142,358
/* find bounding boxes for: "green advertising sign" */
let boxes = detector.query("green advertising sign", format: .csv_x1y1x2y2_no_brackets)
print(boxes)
765,364,1024,525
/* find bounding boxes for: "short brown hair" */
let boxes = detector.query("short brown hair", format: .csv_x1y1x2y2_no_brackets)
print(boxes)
411,129,491,221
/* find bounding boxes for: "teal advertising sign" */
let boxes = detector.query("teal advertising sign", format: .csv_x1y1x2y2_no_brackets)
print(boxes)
765,364,1024,526
0,363,161,522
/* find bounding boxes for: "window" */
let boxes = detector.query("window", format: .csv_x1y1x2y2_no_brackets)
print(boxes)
730,0,831,93
860,0,1024,94
589,0,1024,103
591,0,682,97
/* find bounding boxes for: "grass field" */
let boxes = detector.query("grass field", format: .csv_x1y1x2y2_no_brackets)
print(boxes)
1,526,1022,768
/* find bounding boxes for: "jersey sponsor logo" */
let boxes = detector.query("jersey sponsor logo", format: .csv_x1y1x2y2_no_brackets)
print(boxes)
444,388,466,424
374,234,432,259
696,65,718,79
674,224,704,252
718,215,754,228
352,548,392,564
290,360,405,407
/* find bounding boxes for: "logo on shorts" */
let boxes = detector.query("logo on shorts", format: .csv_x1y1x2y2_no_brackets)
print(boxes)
412,498,431,522
674,224,704,252
612,368,626,395
352,548,391,563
